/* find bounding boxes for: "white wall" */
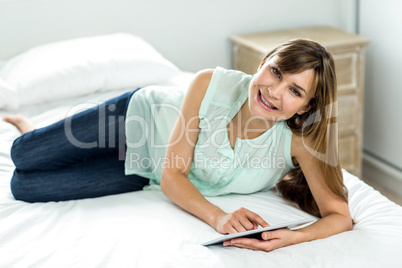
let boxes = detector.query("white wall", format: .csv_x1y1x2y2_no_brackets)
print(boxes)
0,0,354,72
359,0,402,170
359,0,402,194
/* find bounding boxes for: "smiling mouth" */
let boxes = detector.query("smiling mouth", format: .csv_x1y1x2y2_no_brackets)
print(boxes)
258,90,277,110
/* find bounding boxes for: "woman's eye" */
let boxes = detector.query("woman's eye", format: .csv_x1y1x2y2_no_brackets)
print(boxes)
271,67,281,79
290,88,301,97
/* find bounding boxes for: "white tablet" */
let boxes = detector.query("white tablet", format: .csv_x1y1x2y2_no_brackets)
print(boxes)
202,218,316,246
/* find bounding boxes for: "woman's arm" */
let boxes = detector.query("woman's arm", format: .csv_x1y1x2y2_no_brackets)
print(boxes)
160,70,268,234
289,135,353,243
225,134,352,251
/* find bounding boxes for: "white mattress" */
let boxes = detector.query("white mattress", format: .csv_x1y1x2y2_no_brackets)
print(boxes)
1,75,402,267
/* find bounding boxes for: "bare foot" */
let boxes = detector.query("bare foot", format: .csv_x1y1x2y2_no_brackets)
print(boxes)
3,114,36,134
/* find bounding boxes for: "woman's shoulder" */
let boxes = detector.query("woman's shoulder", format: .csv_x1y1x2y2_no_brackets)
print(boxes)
193,69,214,85
186,67,247,106
186,69,214,99
186,67,251,117
178,69,214,117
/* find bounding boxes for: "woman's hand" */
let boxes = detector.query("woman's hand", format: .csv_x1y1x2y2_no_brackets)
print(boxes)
214,207,269,234
223,228,294,252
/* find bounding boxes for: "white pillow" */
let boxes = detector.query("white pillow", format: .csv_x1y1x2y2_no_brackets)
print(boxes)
0,33,180,106
0,78,18,109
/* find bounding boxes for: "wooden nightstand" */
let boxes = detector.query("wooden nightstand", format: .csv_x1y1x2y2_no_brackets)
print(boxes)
230,26,369,177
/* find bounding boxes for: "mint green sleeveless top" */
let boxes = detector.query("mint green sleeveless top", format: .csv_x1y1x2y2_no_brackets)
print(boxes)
125,67,296,196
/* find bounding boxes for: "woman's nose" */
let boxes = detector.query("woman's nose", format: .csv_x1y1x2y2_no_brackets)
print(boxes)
268,85,281,99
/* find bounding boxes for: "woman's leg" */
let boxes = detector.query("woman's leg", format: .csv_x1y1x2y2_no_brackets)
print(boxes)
11,89,141,171
8,88,150,202
11,154,149,202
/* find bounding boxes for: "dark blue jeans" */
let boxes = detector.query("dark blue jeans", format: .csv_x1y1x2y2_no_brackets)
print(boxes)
10,89,150,202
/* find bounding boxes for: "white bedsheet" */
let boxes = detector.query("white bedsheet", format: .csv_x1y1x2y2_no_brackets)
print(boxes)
1,79,402,267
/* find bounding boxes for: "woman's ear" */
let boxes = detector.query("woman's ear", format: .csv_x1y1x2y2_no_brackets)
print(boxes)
297,99,316,115
297,104,313,115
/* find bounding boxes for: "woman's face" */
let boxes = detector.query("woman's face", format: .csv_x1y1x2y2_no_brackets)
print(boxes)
248,56,316,123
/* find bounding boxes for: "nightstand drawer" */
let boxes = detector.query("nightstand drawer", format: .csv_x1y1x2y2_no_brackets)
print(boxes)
333,52,358,95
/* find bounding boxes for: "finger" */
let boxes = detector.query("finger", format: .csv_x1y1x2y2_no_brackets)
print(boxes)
230,220,248,233
226,238,275,252
223,224,240,234
224,241,256,251
252,222,258,229
223,219,248,234
244,210,270,228
228,210,252,232
238,217,256,231
261,229,283,240
223,238,260,250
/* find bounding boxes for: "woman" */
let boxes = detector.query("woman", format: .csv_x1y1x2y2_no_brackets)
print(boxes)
5,39,352,252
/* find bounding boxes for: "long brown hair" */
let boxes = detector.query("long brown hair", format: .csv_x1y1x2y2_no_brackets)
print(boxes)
262,39,347,217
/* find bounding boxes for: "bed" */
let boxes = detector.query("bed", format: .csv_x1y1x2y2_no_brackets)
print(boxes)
1,33,402,268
